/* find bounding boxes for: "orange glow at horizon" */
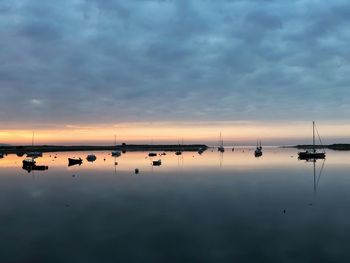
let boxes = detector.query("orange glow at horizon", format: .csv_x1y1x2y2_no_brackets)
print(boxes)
1,121,350,145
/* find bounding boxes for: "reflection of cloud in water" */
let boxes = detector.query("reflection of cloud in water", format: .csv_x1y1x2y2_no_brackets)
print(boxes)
0,148,350,262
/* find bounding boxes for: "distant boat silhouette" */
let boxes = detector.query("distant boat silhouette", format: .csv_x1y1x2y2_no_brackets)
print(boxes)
298,121,326,160
86,154,97,162
218,132,224,153
23,157,36,167
111,135,121,157
22,164,48,172
26,132,43,158
68,158,83,166
254,139,262,157
0,152,4,158
152,159,162,166
148,152,157,157
175,139,183,155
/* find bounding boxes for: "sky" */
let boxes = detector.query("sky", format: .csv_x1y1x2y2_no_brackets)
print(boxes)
1,0,350,145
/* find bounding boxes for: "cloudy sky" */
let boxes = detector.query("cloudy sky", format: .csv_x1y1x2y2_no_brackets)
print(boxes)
1,0,350,144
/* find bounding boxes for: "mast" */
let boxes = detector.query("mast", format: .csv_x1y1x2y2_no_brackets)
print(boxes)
32,131,34,147
219,132,222,147
313,121,315,153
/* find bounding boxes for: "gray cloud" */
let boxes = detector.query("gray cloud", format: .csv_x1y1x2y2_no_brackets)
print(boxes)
1,0,350,127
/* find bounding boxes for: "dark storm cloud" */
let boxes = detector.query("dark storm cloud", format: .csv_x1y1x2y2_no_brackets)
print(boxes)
1,0,350,127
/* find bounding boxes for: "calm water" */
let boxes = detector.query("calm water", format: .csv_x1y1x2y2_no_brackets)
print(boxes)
1,148,350,262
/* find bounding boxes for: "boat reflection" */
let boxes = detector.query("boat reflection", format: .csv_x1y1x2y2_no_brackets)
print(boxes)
152,159,162,166
22,163,49,173
310,158,325,193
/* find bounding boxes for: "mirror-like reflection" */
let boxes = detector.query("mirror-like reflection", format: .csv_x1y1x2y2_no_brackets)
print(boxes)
1,148,350,262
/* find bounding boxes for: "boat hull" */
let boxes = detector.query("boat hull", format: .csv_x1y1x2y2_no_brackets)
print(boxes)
298,152,325,160
152,160,162,166
68,158,83,166
254,151,262,157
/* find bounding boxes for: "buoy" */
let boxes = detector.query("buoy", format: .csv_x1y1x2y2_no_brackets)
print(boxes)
135,168,139,174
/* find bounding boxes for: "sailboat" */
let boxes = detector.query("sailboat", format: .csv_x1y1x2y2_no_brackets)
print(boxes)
26,132,43,158
148,138,157,157
111,135,121,157
175,139,183,155
298,121,326,160
254,139,262,157
218,132,225,153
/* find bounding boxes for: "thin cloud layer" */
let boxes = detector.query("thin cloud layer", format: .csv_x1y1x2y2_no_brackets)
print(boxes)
1,0,350,127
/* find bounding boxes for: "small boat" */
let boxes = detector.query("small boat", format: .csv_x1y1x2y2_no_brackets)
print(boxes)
68,158,83,166
111,135,121,157
26,132,42,158
86,154,97,162
148,152,157,157
111,151,121,157
152,159,162,166
23,164,48,172
218,132,225,153
22,158,36,171
26,151,43,158
197,147,204,154
175,151,182,155
0,153,4,158
23,158,36,166
298,121,326,160
254,139,262,157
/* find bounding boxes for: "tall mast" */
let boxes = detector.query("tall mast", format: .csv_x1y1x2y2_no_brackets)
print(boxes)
114,135,116,146
32,131,34,147
313,121,315,152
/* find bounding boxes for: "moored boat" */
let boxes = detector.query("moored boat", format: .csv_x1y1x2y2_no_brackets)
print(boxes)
152,159,162,166
26,151,43,158
111,135,121,157
86,154,97,162
22,157,37,172
198,147,204,154
298,121,326,160
111,151,121,157
68,158,83,166
254,139,262,157
218,132,225,153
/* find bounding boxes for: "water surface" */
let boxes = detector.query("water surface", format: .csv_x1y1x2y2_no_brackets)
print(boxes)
1,148,350,262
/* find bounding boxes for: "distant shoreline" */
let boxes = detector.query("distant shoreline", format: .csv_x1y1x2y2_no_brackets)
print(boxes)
281,144,350,151
0,144,208,154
